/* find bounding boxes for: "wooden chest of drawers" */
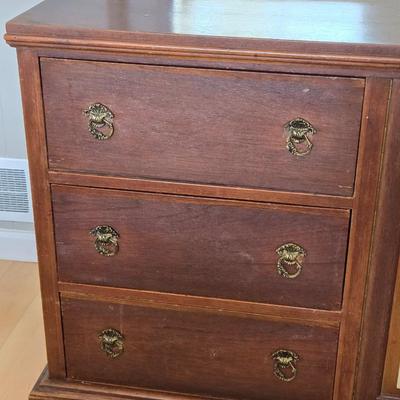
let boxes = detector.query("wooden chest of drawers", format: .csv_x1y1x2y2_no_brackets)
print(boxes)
5,1,400,400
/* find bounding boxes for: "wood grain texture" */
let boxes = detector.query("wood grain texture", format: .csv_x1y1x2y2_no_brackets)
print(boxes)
52,185,350,310
5,3,400,400
24,47,400,80
333,78,392,400
61,296,339,400
41,58,364,197
0,261,46,400
16,49,65,378
33,366,336,400
0,260,39,349
5,0,400,66
6,0,400,45
59,283,341,328
48,170,355,210
354,80,400,400
30,375,400,400
382,257,400,396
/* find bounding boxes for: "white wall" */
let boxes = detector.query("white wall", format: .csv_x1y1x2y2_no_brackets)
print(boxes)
1,0,42,159
0,1,42,261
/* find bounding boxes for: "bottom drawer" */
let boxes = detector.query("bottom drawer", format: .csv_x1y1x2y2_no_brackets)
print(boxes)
62,296,338,400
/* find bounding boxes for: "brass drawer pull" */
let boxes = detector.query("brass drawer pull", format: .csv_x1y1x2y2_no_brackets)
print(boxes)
90,225,119,256
276,243,306,279
272,349,300,382
84,103,114,140
284,118,316,156
99,328,124,358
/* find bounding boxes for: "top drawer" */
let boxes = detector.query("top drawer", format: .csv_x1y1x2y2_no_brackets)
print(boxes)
41,58,364,196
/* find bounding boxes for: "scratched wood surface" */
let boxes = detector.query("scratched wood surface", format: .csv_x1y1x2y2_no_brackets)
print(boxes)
42,58,364,197
62,295,339,400
52,185,350,310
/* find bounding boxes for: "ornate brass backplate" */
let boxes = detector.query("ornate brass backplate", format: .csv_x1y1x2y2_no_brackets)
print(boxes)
271,349,300,382
284,118,316,156
84,103,114,140
90,225,119,256
276,243,306,279
98,328,124,358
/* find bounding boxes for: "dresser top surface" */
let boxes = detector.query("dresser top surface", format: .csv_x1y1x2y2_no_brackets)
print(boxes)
5,0,400,62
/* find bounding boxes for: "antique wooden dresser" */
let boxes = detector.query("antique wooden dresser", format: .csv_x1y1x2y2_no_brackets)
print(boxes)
5,1,400,399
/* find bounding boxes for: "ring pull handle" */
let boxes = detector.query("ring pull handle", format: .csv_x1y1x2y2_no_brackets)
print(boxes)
84,103,114,140
272,349,300,382
275,243,306,279
284,118,316,156
90,225,119,257
98,328,124,358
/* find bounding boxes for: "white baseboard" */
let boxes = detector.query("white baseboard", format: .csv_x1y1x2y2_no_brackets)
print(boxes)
0,228,37,262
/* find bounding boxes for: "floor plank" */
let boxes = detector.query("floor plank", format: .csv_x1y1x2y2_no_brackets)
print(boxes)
0,260,40,348
0,260,12,281
0,260,46,400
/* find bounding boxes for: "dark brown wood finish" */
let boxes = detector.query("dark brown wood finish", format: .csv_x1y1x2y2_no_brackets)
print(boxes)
48,170,355,210
52,185,350,310
16,48,66,378
26,46,400,80
382,257,400,397
42,58,364,197
5,0,400,65
5,2,400,400
61,295,339,400
32,367,307,400
333,78,392,400
355,80,400,400
29,371,398,400
58,282,341,328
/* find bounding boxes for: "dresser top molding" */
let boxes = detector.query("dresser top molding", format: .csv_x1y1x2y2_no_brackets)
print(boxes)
4,0,400,68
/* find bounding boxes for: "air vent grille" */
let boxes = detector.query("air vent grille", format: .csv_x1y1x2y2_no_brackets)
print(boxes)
0,158,33,222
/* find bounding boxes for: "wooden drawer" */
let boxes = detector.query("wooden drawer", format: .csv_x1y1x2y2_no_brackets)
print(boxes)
61,296,339,400
52,185,350,310
42,58,364,197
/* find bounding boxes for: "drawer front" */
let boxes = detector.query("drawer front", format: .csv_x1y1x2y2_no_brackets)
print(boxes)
62,297,339,400
53,185,350,310
42,58,364,196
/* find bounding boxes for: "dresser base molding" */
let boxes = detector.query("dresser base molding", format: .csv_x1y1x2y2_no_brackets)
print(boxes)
30,369,224,400
29,370,400,400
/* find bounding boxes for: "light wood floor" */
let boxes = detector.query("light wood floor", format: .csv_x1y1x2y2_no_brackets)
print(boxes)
0,259,46,400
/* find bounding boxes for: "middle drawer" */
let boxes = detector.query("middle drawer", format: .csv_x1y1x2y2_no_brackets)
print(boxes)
52,185,350,310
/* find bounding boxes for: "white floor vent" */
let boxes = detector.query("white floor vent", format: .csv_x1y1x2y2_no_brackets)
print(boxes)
0,158,33,223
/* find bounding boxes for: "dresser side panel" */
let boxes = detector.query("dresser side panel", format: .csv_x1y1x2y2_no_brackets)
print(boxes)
354,80,400,400
382,256,400,397
333,78,392,400
16,48,66,378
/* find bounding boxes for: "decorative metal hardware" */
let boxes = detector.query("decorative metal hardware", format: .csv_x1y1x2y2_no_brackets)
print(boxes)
90,225,119,256
271,349,299,382
98,328,124,358
284,118,316,156
276,243,306,279
84,103,114,140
